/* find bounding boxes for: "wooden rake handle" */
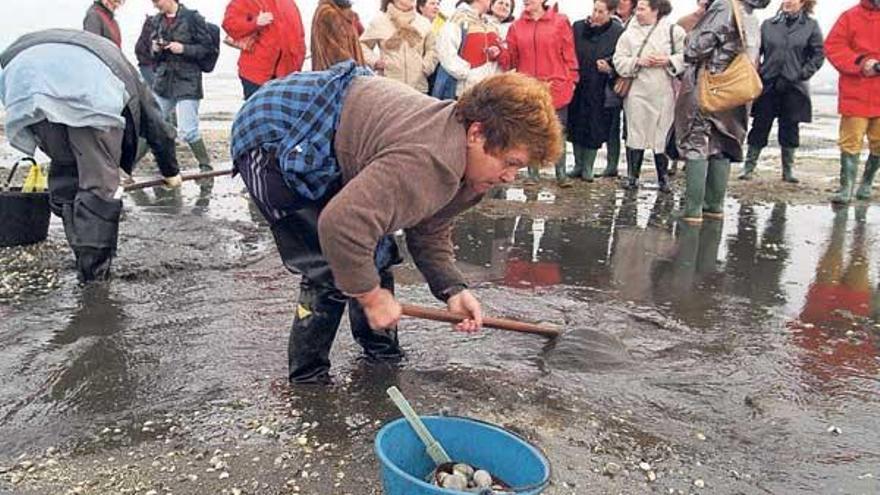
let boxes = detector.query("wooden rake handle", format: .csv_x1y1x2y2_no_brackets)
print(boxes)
123,169,234,192
401,304,561,338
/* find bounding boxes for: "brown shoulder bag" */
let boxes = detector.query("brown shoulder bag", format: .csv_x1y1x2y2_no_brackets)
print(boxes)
697,0,763,113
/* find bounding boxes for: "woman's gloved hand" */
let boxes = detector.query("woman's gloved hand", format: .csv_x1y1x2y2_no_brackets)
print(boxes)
163,174,183,189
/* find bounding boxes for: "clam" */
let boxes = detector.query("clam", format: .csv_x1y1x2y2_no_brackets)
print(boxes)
453,463,475,478
441,472,468,491
473,470,493,488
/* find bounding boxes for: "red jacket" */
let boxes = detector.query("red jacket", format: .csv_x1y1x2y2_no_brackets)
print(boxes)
222,0,306,85
502,8,578,109
825,0,880,117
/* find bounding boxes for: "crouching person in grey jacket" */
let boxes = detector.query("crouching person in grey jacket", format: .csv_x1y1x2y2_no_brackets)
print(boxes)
0,29,183,283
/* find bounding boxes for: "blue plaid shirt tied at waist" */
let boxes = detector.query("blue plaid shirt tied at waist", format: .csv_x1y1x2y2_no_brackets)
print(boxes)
230,60,373,201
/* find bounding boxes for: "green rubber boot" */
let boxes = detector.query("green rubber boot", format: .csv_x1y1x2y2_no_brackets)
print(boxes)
602,137,621,177
682,158,709,223
856,154,880,200
832,153,859,204
703,157,731,219
556,151,571,188
579,147,598,182
738,145,761,180
568,144,585,178
188,138,212,171
781,147,799,183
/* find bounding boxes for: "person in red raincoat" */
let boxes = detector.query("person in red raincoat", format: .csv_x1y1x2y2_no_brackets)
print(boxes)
825,0,880,203
501,0,578,186
222,0,306,100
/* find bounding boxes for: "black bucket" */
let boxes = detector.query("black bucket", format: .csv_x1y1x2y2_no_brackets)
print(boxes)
0,188,51,247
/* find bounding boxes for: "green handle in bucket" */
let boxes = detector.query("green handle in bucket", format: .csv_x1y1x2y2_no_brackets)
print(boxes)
386,386,452,466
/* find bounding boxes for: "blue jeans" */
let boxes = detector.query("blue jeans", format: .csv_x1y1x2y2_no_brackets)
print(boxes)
241,77,262,100
155,95,202,143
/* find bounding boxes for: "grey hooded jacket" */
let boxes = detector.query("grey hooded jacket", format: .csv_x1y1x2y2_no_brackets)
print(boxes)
0,29,179,177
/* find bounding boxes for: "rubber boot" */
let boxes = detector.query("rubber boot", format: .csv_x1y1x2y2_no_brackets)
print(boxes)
188,138,212,171
682,158,709,223
856,154,880,200
347,270,404,361
572,146,598,182
703,157,731,219
781,147,800,184
832,153,859,204
568,144,585,178
65,192,122,283
556,148,572,188
288,278,346,384
655,153,672,193
738,145,761,180
525,165,540,184
601,137,621,177
624,148,644,190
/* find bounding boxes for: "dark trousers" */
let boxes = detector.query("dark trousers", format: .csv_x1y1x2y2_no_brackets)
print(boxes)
747,109,800,149
235,149,402,383
271,212,403,383
30,121,124,283
241,77,262,100
748,93,801,148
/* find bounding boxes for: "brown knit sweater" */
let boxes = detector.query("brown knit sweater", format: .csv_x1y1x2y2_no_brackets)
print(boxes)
322,77,482,297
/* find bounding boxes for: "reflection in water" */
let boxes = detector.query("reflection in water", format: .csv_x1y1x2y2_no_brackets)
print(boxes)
456,191,880,387
48,285,133,413
789,206,879,387
125,178,215,216
726,203,790,312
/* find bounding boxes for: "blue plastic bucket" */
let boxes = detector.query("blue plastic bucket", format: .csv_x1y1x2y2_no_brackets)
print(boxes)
375,416,551,495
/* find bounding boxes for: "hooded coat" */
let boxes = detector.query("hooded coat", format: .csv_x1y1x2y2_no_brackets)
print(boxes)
674,0,771,162
222,0,306,85
0,29,179,177
503,7,579,109
825,0,880,118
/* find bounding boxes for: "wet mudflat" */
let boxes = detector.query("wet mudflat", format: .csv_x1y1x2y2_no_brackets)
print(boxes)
0,169,879,495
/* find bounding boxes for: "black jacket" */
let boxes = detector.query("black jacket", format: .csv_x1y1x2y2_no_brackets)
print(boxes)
751,11,825,123
0,29,180,177
151,5,212,100
135,15,158,67
758,12,824,85
567,18,624,147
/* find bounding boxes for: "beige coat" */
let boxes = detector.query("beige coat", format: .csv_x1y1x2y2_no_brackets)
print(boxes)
360,6,438,93
613,17,686,152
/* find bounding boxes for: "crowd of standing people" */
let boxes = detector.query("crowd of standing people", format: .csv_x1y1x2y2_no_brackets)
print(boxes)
78,0,878,219
77,0,880,218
